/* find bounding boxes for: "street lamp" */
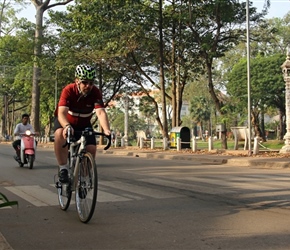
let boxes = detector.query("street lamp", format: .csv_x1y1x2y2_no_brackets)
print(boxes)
279,48,290,153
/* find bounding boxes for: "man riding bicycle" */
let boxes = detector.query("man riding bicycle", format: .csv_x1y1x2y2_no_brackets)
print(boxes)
54,64,111,183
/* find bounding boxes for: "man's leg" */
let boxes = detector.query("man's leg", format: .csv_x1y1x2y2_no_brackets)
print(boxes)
54,128,68,165
86,145,97,159
12,140,21,162
54,128,69,182
85,133,97,159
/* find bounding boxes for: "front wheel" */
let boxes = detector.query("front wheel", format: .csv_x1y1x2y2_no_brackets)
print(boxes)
27,155,34,169
56,171,72,211
57,181,72,211
75,152,98,223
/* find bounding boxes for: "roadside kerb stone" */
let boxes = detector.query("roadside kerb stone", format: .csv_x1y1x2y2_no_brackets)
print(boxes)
103,149,290,169
104,150,232,165
226,158,290,169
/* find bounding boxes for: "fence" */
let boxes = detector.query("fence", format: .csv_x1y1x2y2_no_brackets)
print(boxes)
30,135,262,155
135,136,261,154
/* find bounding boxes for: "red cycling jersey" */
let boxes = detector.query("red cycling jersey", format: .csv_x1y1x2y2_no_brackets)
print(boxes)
54,83,105,128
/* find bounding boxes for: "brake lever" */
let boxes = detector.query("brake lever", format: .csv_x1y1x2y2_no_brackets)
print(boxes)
62,127,72,148
103,134,111,150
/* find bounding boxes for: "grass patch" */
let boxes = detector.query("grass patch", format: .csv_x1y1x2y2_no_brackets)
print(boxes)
259,140,284,150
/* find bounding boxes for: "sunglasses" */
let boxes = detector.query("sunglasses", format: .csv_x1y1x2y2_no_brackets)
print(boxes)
80,80,94,86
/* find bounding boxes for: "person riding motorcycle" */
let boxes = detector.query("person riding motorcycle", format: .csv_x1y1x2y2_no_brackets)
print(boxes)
12,113,35,163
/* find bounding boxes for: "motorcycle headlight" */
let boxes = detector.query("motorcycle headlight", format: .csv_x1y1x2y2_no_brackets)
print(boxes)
25,130,32,136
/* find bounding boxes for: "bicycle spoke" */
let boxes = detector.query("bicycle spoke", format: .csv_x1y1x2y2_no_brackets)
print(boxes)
56,180,72,211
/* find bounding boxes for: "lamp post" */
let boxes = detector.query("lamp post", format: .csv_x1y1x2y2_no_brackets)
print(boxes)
280,48,290,153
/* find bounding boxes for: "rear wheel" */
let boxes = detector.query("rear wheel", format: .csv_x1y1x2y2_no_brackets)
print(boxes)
75,152,98,223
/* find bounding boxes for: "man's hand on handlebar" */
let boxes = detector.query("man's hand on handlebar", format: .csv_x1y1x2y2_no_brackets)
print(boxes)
63,125,74,139
103,129,111,136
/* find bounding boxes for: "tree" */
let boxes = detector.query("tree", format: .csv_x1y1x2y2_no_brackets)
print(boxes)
31,0,264,144
0,0,31,136
189,96,211,139
30,0,73,132
185,0,264,149
139,96,156,130
0,26,35,136
0,0,26,36
49,0,200,139
227,54,285,140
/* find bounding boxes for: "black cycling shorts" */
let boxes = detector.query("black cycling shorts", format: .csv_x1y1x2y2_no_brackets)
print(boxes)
54,117,96,146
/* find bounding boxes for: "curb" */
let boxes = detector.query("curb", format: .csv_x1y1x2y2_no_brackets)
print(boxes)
103,150,226,163
103,150,290,169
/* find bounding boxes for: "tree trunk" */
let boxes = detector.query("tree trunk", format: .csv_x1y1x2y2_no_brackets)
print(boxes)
31,6,44,132
171,29,177,128
30,0,73,132
158,0,168,138
278,109,285,140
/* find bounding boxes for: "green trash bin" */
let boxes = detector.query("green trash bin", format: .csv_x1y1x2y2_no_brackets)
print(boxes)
170,126,190,148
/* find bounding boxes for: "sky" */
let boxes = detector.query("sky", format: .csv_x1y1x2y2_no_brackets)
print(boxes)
252,0,290,18
18,0,290,22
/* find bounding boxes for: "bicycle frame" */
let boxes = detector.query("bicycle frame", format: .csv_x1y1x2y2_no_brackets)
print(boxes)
68,134,87,192
56,126,111,223
67,128,111,188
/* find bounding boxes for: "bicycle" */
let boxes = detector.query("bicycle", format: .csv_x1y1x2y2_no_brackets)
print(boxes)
55,127,111,223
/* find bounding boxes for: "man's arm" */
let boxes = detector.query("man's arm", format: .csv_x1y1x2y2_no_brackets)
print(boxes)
57,106,70,128
57,106,74,138
14,124,20,136
95,108,111,136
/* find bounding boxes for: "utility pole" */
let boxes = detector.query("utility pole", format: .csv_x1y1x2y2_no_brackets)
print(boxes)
246,0,252,155
280,48,290,153
123,94,129,146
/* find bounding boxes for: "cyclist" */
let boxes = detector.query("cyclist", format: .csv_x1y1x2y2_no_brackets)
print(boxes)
12,113,35,163
54,64,111,183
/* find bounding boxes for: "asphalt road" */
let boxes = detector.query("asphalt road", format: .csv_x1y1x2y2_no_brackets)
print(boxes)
1,144,290,250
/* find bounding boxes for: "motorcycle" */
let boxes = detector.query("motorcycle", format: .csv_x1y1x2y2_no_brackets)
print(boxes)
16,130,37,169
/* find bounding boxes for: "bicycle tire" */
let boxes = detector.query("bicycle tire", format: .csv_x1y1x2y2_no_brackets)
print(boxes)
75,152,98,223
57,152,72,211
57,179,72,211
